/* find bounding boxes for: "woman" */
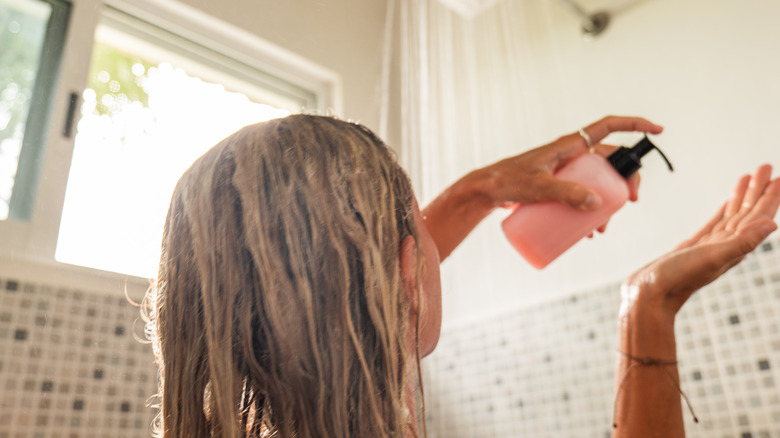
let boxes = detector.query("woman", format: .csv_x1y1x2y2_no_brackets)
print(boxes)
145,114,780,437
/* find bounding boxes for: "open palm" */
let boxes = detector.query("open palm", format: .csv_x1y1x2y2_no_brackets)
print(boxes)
626,164,780,317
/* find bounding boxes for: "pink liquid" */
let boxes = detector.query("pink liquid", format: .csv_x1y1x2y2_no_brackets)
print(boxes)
501,153,629,269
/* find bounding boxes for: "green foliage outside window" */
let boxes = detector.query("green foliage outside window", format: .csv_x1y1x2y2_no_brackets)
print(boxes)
86,43,154,116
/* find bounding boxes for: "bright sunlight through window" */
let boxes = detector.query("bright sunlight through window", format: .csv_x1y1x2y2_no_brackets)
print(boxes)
55,21,295,278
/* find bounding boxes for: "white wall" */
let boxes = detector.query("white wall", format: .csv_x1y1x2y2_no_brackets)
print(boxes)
434,0,780,329
173,0,395,141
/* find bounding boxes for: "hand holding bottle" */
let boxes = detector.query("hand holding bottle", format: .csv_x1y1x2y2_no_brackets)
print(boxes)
476,116,663,211
422,116,663,261
502,133,674,269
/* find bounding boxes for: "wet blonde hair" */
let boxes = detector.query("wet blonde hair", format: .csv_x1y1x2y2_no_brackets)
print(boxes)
144,115,422,437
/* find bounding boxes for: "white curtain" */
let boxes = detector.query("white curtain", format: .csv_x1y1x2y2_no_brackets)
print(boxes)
396,0,588,327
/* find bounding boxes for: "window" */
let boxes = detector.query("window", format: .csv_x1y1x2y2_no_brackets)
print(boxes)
54,7,318,278
0,0,70,220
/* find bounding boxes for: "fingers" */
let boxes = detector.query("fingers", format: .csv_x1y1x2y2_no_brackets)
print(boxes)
725,165,774,231
723,175,751,218
743,164,773,207
709,174,751,235
581,116,664,146
736,177,780,230
553,116,663,165
666,220,775,301
533,176,603,211
682,165,778,249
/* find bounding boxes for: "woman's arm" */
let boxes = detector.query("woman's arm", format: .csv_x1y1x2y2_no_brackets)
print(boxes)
422,116,663,261
613,164,780,437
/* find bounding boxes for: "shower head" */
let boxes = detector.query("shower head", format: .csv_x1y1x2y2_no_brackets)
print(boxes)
438,0,610,37
557,0,610,38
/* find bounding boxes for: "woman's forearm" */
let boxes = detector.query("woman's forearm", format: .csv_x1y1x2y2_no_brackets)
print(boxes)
422,169,496,261
613,300,685,438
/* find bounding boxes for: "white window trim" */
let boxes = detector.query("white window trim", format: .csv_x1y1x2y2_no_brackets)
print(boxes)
0,0,342,284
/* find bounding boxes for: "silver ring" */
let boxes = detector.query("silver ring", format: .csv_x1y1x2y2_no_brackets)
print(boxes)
578,128,594,149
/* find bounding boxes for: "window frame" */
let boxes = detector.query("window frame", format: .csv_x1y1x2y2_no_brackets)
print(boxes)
5,0,71,222
0,0,342,275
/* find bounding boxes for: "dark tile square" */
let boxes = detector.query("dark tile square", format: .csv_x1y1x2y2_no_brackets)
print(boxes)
73,399,84,411
120,401,131,413
761,242,773,252
115,326,125,336
692,371,702,381
5,280,19,292
41,381,54,392
729,314,741,325
94,369,104,379
14,329,28,341
758,359,770,371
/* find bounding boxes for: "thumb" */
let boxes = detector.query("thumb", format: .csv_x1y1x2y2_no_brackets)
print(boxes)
534,176,602,211
731,220,778,257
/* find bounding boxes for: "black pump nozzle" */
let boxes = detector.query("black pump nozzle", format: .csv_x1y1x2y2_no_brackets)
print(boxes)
606,135,674,179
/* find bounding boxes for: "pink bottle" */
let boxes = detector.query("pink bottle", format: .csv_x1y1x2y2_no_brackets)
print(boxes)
502,136,673,269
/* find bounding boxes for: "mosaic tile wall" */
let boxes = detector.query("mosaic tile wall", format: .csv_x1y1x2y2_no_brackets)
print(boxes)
3,239,780,438
423,237,780,438
0,279,157,438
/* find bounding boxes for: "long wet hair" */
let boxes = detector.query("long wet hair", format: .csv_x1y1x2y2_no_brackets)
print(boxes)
143,115,422,437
